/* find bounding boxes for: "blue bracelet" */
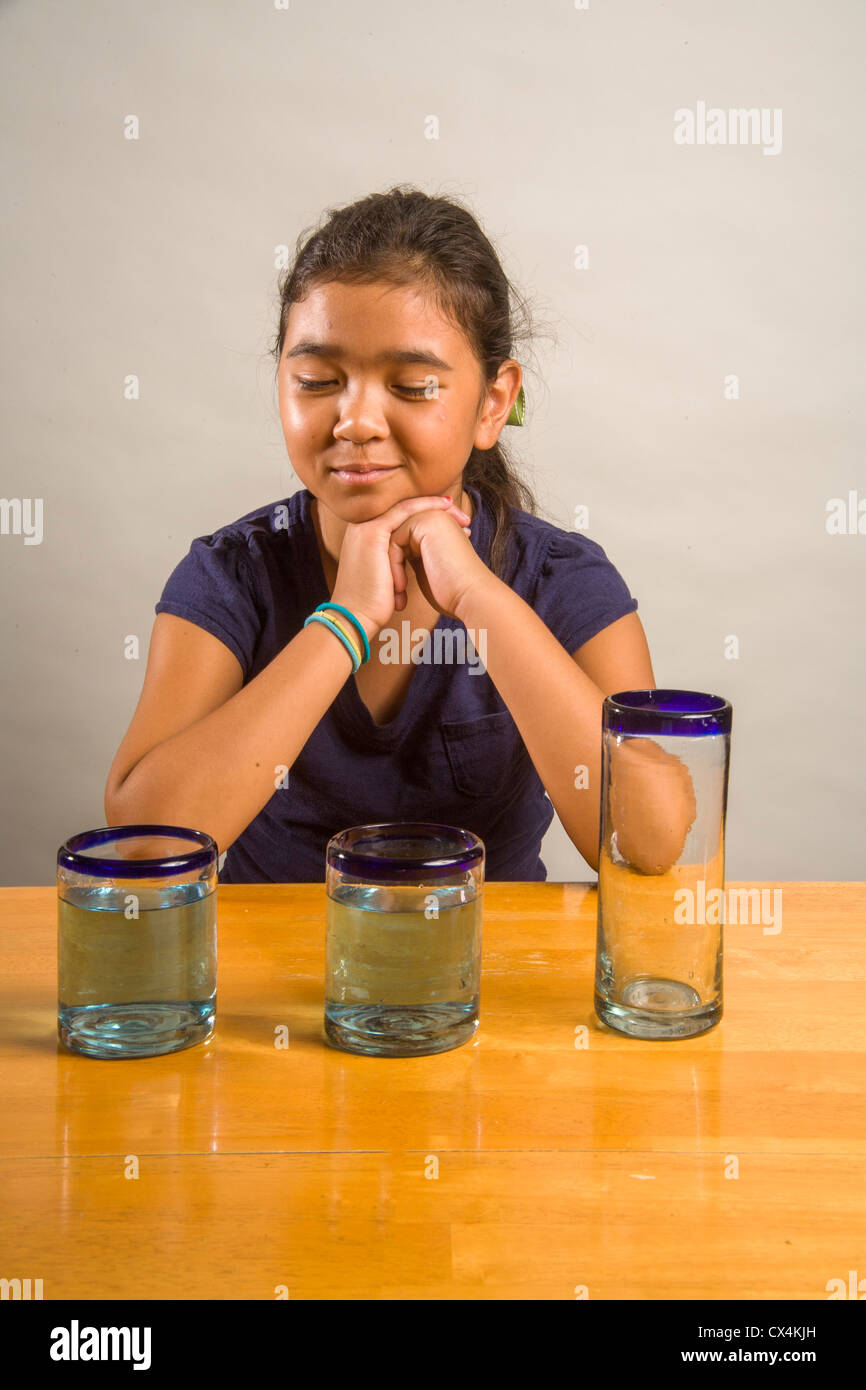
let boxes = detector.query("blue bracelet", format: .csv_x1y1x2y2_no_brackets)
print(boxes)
314,602,371,664
303,612,361,673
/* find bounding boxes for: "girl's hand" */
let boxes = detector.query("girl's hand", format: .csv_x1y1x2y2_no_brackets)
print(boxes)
609,738,698,875
329,494,481,636
387,506,490,621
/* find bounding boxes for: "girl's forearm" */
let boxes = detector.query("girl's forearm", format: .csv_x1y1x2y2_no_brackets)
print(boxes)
455,576,605,871
107,619,368,858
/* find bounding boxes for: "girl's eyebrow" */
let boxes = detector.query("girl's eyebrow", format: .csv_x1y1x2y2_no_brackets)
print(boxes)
285,341,453,371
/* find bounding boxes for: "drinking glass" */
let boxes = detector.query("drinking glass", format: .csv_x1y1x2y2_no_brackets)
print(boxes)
57,824,218,1058
594,691,733,1039
325,822,484,1057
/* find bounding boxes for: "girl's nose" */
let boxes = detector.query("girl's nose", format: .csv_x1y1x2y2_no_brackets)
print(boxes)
333,388,390,441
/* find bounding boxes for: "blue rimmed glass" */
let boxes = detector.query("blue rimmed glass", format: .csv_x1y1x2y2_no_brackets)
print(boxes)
325,822,485,1057
594,691,733,1040
57,825,218,1059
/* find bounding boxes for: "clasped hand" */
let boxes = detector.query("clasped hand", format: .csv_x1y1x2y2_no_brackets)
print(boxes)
330,494,492,635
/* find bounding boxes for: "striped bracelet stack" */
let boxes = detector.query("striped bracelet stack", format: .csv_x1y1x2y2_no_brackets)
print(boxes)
302,602,372,673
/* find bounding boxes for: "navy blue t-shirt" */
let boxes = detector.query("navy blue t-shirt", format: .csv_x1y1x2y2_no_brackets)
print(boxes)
154,484,638,882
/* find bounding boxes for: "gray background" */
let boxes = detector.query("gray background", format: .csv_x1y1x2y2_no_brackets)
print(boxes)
1,0,863,885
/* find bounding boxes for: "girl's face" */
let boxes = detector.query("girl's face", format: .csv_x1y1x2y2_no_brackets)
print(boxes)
277,279,519,519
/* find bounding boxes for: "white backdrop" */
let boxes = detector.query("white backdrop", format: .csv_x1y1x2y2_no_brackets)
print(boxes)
1,0,863,884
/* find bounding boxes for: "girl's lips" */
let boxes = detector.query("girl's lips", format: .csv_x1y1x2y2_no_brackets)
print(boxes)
330,467,398,483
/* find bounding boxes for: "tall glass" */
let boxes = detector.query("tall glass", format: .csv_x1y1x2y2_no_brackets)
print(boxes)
594,691,733,1039
57,825,218,1059
325,822,484,1057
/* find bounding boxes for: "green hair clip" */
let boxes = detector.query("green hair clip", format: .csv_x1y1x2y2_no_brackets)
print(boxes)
506,384,526,426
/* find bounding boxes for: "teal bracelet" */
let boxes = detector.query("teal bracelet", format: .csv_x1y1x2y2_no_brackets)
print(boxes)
303,611,361,673
314,602,371,664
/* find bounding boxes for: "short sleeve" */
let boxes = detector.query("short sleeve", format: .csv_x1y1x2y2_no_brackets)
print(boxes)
532,529,639,655
154,532,263,682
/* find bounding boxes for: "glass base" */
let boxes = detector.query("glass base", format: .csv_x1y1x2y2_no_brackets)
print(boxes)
58,1001,215,1058
595,983,721,1039
324,1002,478,1056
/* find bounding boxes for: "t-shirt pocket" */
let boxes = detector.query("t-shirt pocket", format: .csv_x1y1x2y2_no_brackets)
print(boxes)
441,709,521,798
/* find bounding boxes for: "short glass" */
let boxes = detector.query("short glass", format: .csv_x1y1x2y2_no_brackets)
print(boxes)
57,825,218,1059
324,822,484,1057
594,691,733,1040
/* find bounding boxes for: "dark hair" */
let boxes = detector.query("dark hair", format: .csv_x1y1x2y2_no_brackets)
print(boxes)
270,184,549,581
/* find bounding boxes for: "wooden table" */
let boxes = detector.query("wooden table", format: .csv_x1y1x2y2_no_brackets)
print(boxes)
1,882,864,1301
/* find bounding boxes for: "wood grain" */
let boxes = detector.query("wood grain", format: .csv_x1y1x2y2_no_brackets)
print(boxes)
0,881,863,1299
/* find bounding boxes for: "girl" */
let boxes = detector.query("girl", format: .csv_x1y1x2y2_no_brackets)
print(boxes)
105,186,658,881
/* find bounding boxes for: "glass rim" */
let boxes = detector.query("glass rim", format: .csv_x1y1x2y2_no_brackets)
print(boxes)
603,689,732,736
57,824,218,879
327,821,484,881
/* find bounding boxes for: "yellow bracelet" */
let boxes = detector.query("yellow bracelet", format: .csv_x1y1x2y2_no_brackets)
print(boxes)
319,609,362,666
